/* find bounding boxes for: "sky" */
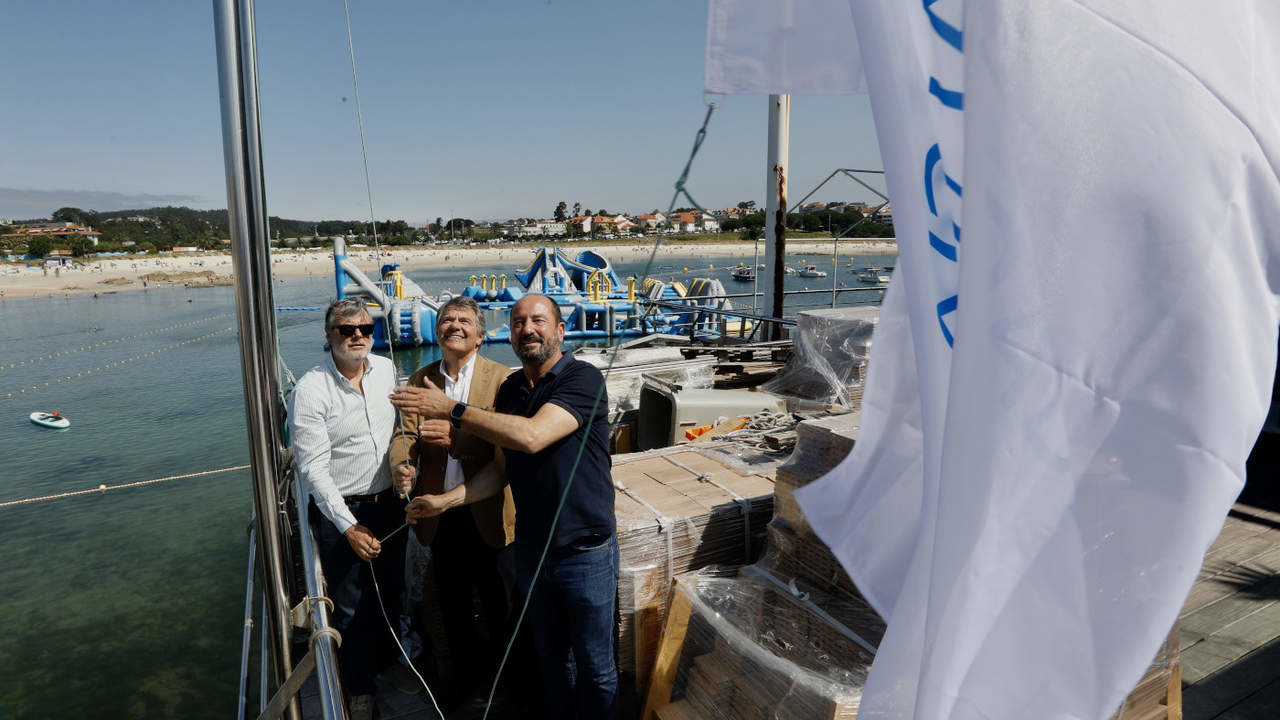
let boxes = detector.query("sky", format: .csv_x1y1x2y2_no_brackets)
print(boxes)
0,1,883,225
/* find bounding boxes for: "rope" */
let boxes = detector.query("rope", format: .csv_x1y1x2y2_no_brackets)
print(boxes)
368,553,444,718
0,312,233,371
0,464,250,509
3,327,236,399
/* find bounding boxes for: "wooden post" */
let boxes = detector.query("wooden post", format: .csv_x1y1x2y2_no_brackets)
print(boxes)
641,579,695,720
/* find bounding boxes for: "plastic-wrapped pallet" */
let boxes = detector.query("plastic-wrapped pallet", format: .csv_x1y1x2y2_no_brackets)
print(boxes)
613,443,780,691
760,306,878,408
647,569,881,719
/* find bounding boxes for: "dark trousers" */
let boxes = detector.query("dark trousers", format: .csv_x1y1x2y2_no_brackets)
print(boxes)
516,534,620,720
312,495,407,697
432,509,510,689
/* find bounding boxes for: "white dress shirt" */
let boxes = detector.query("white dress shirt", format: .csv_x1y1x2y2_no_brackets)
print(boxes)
288,352,398,533
440,354,476,492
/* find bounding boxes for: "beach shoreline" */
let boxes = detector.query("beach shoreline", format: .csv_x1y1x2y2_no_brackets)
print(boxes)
0,238,897,299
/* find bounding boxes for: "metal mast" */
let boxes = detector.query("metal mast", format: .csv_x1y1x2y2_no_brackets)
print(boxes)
211,1,299,717
764,94,790,339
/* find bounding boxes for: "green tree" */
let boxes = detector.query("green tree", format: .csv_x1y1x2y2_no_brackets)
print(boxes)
553,202,567,222
736,200,756,211
26,236,51,257
740,227,761,242
572,202,581,218
70,235,94,257
51,207,100,227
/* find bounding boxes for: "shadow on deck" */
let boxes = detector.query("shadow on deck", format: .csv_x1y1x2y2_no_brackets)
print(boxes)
1182,496,1280,718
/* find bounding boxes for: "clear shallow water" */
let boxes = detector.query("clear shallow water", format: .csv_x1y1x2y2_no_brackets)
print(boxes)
0,249,887,718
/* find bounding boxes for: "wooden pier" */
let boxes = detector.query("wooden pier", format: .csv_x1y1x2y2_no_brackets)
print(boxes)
1182,500,1280,719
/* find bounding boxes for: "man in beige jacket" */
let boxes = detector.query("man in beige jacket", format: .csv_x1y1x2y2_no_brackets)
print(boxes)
389,295,516,704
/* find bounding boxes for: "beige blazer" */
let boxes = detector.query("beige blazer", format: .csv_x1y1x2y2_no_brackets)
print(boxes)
389,354,516,548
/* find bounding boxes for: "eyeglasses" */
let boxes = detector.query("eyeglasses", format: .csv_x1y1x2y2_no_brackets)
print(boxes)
332,323,376,338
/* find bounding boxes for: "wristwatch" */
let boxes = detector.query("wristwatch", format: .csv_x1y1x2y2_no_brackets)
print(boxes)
449,402,468,429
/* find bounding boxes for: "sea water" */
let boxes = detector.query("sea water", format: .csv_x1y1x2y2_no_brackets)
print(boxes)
0,252,886,718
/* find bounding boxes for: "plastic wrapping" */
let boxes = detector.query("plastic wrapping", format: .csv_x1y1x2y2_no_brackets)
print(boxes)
612,444,780,689
650,568,880,720
761,306,878,407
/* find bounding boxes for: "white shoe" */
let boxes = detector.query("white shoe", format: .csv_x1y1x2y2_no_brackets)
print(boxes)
349,693,375,720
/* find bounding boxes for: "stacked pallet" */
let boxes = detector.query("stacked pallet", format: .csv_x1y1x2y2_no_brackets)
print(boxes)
613,443,780,691
645,572,877,720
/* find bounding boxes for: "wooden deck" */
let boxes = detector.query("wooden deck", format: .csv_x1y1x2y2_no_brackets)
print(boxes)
1182,501,1280,719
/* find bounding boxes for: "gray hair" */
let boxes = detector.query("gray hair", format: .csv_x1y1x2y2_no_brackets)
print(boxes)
325,297,368,329
435,295,486,336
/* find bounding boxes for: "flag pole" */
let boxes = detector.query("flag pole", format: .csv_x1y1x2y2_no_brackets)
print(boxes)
764,94,790,339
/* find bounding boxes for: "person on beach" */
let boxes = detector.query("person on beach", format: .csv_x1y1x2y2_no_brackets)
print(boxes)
287,297,412,720
393,293,619,720
387,296,518,708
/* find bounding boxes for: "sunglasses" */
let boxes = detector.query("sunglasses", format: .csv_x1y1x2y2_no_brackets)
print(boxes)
333,323,376,338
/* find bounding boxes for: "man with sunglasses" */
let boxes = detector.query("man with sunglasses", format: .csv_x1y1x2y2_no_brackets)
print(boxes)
288,297,411,720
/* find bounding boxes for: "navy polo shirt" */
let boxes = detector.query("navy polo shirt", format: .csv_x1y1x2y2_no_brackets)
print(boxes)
495,351,615,549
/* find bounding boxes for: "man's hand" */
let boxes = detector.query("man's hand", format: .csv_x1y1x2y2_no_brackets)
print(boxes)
417,419,455,448
406,493,456,523
389,380,452,420
394,463,416,497
344,524,381,562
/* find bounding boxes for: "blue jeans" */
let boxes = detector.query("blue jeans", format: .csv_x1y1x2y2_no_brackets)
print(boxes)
517,534,619,720
311,496,407,697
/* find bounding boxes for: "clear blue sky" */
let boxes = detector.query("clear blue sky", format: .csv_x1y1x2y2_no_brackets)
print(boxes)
1,1,882,224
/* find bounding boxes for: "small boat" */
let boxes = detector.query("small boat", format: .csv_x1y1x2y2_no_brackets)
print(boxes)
731,264,755,281
784,266,797,275
854,266,881,282
798,265,828,278
30,411,70,430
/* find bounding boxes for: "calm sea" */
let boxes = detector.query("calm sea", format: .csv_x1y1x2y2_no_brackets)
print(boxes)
0,250,887,718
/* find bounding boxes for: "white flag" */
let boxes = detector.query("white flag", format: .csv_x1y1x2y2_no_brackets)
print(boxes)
718,2,1280,719
704,0,866,95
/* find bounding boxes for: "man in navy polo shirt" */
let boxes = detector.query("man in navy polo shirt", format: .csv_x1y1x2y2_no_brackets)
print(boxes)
394,293,617,719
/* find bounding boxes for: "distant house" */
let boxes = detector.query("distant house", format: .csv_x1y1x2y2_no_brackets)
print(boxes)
3,222,101,246
535,221,567,236
670,212,700,233
636,212,666,230
799,202,827,214
172,246,200,254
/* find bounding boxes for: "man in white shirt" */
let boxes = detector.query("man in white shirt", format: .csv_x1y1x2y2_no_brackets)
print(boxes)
389,296,516,708
288,297,411,720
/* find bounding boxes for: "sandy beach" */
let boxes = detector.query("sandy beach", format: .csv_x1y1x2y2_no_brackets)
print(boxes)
0,238,897,299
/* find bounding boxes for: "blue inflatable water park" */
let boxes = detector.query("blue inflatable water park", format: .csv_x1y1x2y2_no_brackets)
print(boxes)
330,238,751,349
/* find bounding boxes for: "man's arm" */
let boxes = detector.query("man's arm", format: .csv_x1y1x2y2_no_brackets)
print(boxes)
406,448,507,520
391,381,579,454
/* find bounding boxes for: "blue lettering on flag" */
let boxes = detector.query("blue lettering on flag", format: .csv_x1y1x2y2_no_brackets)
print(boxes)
923,0,963,52
936,295,958,347
928,77,964,109
920,2,964,348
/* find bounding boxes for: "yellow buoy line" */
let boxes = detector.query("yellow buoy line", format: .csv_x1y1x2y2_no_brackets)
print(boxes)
0,464,251,509
0,312,233,372
3,326,235,399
